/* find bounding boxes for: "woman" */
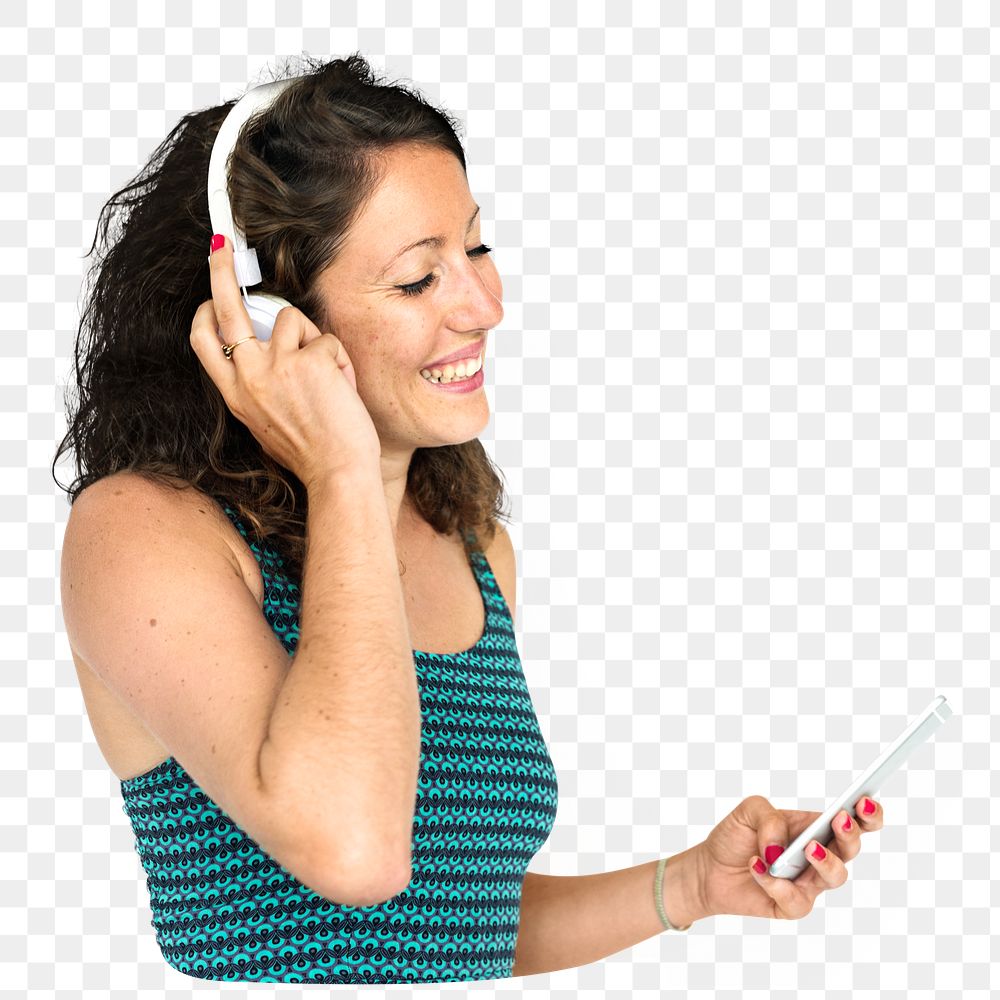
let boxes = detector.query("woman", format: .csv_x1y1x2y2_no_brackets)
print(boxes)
54,53,883,984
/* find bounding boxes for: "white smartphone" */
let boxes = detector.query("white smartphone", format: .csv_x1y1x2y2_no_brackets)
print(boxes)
768,694,955,880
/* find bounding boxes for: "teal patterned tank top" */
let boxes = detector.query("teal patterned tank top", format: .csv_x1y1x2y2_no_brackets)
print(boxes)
118,504,559,984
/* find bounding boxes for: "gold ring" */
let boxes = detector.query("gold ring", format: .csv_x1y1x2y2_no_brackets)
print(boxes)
221,335,256,360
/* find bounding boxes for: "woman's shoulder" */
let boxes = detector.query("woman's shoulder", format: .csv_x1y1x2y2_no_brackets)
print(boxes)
74,470,220,525
69,471,254,588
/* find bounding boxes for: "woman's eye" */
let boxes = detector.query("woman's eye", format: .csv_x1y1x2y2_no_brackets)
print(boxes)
396,243,494,297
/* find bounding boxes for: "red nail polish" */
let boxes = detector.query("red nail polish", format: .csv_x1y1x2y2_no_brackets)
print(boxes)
863,798,875,815
211,233,225,254
811,842,826,860
764,844,785,865
753,858,767,874
842,816,852,831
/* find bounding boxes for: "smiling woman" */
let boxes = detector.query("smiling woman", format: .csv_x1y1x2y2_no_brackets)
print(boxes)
54,46,888,991
307,141,504,472
54,52,511,589
52,52,551,985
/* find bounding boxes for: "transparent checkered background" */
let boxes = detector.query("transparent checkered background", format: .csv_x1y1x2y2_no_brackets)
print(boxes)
5,1,996,996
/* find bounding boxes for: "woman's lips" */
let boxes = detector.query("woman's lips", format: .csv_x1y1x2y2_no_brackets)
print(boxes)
422,337,485,370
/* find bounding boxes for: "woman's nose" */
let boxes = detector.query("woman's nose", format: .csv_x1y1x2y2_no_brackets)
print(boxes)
455,262,503,331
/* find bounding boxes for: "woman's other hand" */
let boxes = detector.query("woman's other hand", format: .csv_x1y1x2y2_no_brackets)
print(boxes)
692,794,884,921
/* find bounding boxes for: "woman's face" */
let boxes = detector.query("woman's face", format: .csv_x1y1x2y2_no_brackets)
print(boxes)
315,143,504,453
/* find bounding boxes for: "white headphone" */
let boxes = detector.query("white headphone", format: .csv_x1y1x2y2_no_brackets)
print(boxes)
206,78,297,342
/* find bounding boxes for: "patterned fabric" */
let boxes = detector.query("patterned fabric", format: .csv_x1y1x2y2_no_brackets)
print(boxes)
118,503,559,983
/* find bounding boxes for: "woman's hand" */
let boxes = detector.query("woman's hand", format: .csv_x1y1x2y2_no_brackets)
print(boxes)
692,794,884,921
191,234,382,490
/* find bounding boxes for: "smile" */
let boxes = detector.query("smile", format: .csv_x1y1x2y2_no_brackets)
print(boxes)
419,353,483,384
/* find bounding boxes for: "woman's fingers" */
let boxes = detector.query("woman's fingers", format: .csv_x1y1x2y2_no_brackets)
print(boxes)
746,796,883,917
733,795,792,867
748,858,821,919
828,807,863,862
827,796,883,861
854,796,884,831
801,838,849,889
801,794,885,884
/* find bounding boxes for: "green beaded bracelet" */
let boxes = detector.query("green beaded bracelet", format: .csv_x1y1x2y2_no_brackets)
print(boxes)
654,856,693,932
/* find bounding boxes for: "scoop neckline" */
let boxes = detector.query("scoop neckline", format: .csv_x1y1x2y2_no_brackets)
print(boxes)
412,547,490,659
219,502,492,658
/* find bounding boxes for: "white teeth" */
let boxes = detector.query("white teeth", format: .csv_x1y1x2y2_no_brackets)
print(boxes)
420,354,483,383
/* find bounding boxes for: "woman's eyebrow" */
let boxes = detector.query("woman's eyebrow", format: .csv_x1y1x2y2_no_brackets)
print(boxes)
374,204,480,280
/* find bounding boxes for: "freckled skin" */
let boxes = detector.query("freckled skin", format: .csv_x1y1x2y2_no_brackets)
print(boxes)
312,143,505,514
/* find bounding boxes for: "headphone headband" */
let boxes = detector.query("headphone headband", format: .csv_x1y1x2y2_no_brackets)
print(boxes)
206,78,296,289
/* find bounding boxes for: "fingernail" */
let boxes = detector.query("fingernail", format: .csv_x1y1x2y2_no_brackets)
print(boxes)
811,842,826,860
753,858,767,874
863,798,875,815
842,815,852,831
211,233,225,254
764,844,785,865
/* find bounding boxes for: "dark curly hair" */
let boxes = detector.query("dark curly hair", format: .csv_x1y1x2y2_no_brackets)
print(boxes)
52,51,511,581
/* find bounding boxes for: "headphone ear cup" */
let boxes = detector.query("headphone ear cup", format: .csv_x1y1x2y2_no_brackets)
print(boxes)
242,292,294,342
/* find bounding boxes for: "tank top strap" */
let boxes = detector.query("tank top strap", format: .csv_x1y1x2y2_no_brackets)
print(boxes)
219,503,299,653
461,526,515,631
220,502,252,541
219,501,289,579
461,526,488,588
